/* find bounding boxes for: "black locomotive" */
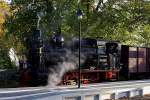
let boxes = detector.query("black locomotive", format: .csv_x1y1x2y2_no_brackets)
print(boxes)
21,29,122,86
22,29,150,86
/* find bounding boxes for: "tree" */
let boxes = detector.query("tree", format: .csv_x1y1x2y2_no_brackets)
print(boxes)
1,0,150,70
5,0,79,50
5,0,150,52
0,1,15,69
0,1,10,37
80,0,150,46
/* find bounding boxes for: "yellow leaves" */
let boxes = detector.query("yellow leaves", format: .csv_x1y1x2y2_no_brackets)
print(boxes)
0,1,10,38
0,18,5,37
0,14,5,24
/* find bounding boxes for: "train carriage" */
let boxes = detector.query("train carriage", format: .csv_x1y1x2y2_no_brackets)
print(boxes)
120,45,150,80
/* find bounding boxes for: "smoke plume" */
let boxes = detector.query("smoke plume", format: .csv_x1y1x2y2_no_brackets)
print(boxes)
47,49,85,87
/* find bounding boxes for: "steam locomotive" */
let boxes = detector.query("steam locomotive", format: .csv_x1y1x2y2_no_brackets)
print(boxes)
20,29,150,86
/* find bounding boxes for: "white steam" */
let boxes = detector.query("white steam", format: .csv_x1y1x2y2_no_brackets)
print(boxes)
8,48,19,68
47,49,85,87
37,12,41,30
48,62,76,87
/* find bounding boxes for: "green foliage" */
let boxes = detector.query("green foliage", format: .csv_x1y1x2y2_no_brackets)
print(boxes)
4,0,150,53
0,39,16,69
80,0,150,47
1,0,150,69
0,1,10,37
0,1,16,69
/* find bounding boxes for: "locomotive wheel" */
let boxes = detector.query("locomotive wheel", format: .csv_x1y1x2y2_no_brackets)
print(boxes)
64,72,78,85
66,80,76,85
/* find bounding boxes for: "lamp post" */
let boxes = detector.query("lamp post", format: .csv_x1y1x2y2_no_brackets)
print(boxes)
77,8,83,88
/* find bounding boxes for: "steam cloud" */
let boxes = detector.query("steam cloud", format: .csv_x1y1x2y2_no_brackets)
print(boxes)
47,50,85,87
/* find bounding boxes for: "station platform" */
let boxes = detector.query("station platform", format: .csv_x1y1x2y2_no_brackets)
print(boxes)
1,79,150,100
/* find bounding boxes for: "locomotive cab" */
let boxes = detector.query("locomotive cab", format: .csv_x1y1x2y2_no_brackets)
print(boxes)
96,41,121,81
105,42,121,70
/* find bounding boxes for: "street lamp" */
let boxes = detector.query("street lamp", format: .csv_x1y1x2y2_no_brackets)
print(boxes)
77,8,83,88
77,9,83,19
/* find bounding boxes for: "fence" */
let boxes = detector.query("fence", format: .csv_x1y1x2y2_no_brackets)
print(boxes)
0,69,19,88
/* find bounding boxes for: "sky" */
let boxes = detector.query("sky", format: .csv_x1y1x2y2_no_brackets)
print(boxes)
1,0,12,4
